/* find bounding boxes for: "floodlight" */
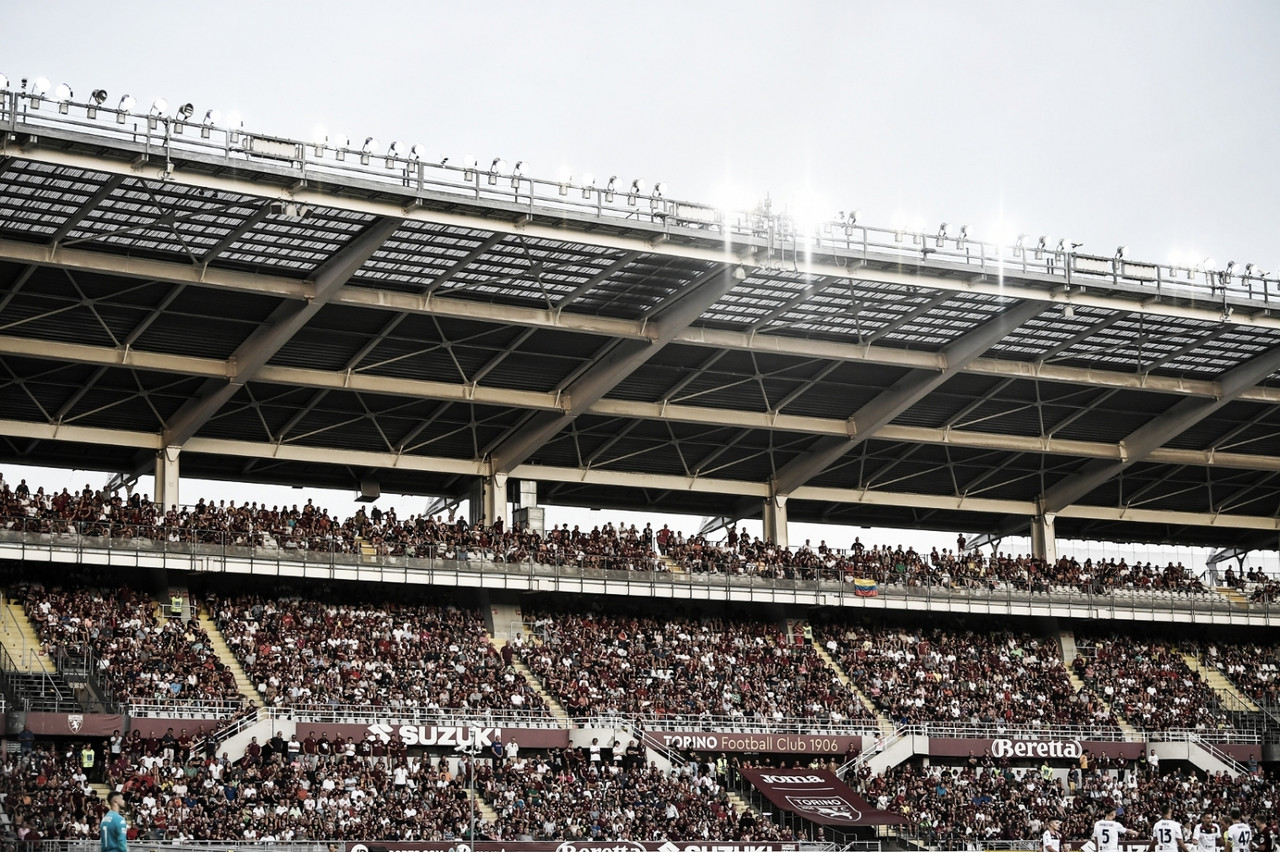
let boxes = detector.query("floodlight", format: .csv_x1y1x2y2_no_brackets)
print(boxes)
32,76,49,96
1245,264,1258,277
177,102,194,120
957,224,968,242
388,141,405,157
200,109,220,138
116,94,135,124
90,89,107,105
1056,238,1066,252
1014,234,1026,257
1115,245,1127,259
654,182,667,198
580,173,595,199
330,133,349,161
511,160,527,188
53,83,73,113
0,74,9,92
362,136,379,153
935,222,948,247
463,154,478,180
1225,260,1237,276
488,158,506,184
628,178,644,206
605,175,618,202
408,144,424,161
150,98,168,115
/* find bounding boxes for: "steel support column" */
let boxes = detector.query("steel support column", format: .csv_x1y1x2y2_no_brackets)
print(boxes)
155,445,181,511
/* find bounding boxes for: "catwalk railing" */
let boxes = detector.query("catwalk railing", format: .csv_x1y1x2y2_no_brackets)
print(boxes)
2,520,1278,626
3,88,1279,311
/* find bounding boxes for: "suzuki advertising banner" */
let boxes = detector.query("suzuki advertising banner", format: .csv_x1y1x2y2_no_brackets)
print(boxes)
737,767,905,827
316,722,570,750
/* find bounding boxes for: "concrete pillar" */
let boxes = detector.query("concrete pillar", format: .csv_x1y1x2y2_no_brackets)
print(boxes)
469,473,509,528
762,494,789,549
154,446,181,511
518,480,538,508
1031,512,1057,564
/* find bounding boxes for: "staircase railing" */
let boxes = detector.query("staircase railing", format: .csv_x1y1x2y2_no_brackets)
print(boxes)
1188,732,1249,776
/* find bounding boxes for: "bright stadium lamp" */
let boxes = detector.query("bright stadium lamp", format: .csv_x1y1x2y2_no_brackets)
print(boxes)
580,173,595,199
463,154,478,180
31,76,50,98
201,109,220,138
116,94,135,123
0,75,9,92
86,88,107,118
605,175,618,202
150,98,168,115
936,222,948,247
1115,245,1127,260
654,182,667,198
53,82,73,113
386,140,405,168
628,178,644,205
488,157,506,184
511,160,527,188
408,144,424,161
177,102,194,120
360,136,378,164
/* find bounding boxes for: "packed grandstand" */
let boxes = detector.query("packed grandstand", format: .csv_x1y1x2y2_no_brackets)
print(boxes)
1,475,1278,850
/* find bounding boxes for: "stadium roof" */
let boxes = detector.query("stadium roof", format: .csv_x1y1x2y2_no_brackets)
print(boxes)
3,91,1280,549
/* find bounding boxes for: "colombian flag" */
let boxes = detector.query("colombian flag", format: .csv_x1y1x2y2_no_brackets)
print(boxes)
853,578,878,597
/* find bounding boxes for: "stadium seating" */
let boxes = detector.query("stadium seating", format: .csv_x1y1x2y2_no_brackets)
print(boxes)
518,608,875,728
821,623,1119,734
209,593,548,718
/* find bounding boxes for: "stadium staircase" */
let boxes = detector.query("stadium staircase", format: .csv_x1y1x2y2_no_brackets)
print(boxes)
0,600,54,674
356,536,377,558
1179,651,1261,712
1214,587,1250,607
793,621,895,736
496,636,572,725
197,609,265,708
468,787,500,827
658,553,683,573
1063,662,1140,739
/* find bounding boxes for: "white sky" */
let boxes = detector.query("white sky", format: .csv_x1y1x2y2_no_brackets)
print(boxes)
3,1,1279,572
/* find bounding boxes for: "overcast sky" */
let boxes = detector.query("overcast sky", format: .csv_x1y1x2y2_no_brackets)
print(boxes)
3,1,1278,564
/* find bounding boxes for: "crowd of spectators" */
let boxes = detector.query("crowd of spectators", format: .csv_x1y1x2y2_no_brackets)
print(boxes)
519,608,873,728
210,592,547,718
17,580,244,710
821,623,1118,734
666,530,1213,598
2,735,791,843
0,477,658,571
1191,640,1280,713
1072,634,1231,732
855,752,1278,849
5,476,1271,603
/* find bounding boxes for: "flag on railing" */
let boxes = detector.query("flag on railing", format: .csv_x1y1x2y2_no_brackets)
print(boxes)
853,578,877,597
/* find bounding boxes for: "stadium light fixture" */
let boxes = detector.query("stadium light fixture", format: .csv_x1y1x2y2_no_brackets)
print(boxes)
53,82,73,114
463,154,478,180
511,160,526,189
935,222,948,247
28,76,49,108
488,157,506,185
360,136,378,165
580,173,595,199
1115,245,1127,260
654,182,667,198
177,102,194,120
957,224,968,244
0,75,8,92
386,140,405,168
628,178,644,205
86,88,107,119
201,109,220,138
1014,234,1026,258
1225,260,1237,280
408,144,424,161
605,175,618,203
116,94,135,123
329,133,349,161
148,97,168,130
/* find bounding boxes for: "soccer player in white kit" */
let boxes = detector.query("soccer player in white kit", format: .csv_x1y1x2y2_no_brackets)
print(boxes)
1226,810,1253,852
1093,806,1129,852
1154,805,1191,852
1194,812,1223,852
1043,817,1064,852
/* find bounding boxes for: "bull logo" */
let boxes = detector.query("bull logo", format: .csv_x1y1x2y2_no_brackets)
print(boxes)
68,715,84,733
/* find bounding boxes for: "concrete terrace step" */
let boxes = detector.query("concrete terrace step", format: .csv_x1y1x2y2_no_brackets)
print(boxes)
1064,651,1141,739
1181,651,1261,712
798,621,895,736
0,601,55,673
1215,587,1250,607
197,611,265,708
496,636,572,725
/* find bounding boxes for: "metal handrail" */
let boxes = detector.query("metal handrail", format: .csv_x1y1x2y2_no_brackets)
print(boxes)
5,87,1278,309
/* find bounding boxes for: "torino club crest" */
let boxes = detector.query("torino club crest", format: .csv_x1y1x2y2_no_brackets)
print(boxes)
67,715,84,733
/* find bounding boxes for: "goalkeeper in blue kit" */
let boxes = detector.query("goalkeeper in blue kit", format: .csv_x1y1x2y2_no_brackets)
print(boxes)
100,791,128,852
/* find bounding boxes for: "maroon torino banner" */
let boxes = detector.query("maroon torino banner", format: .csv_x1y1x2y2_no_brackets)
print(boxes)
312,722,570,750
737,767,905,827
8,711,126,737
928,737,1145,761
641,730,861,756
345,843,798,852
